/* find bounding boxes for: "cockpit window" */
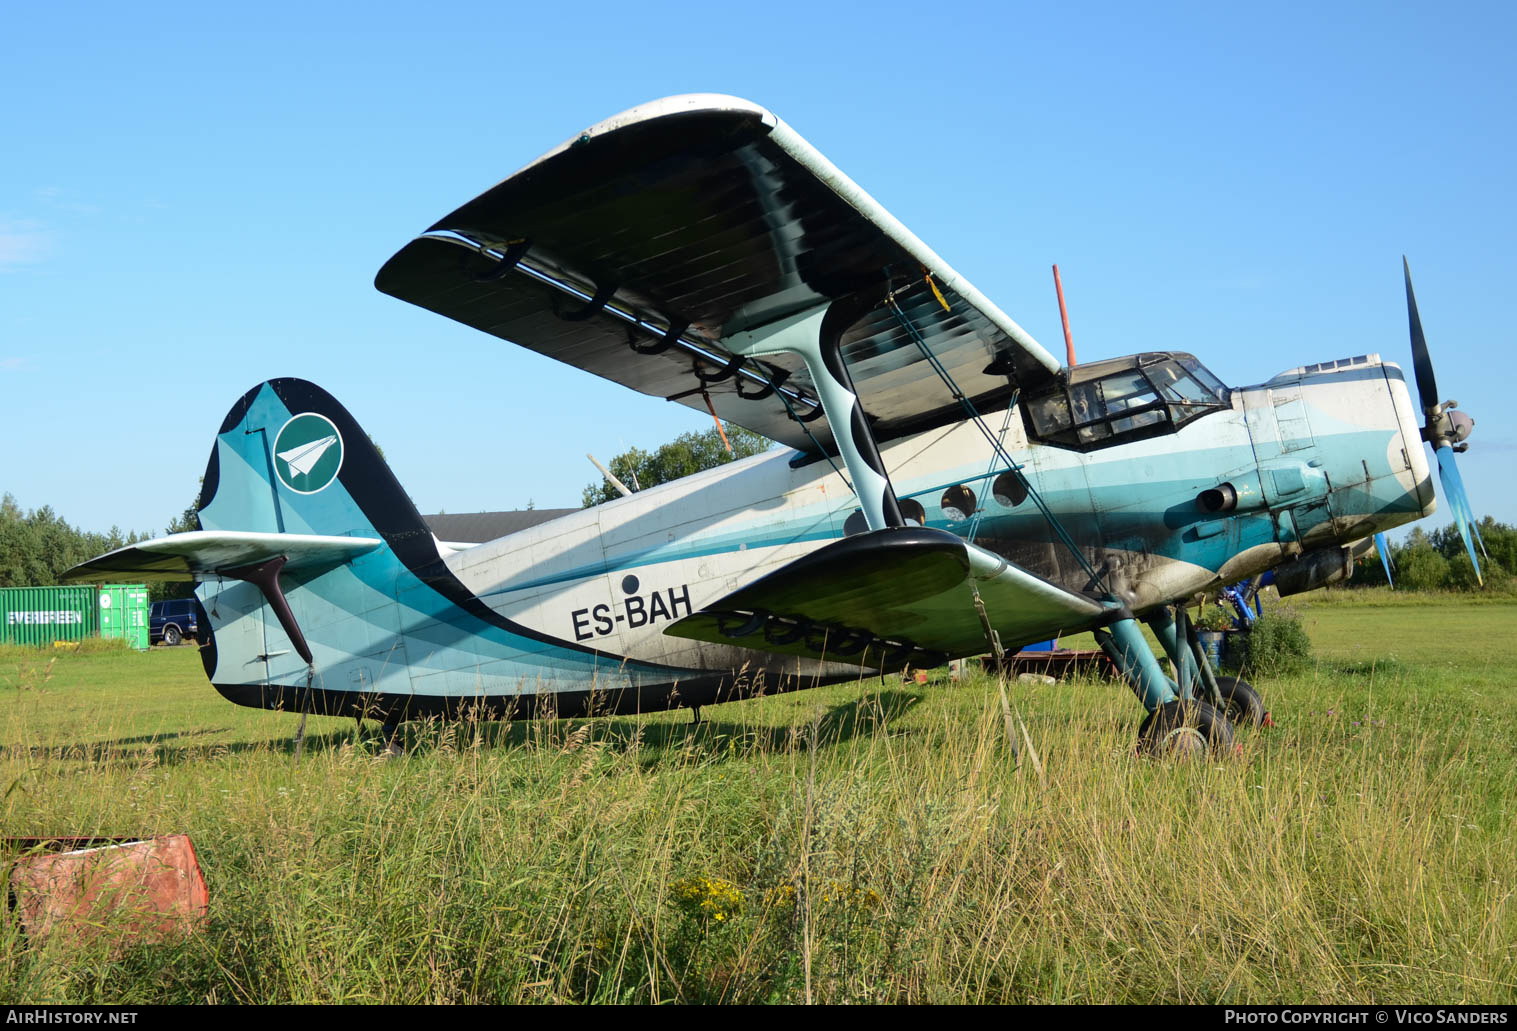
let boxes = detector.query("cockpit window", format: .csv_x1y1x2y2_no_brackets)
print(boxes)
1148,360,1215,405
1179,356,1229,400
1023,352,1228,451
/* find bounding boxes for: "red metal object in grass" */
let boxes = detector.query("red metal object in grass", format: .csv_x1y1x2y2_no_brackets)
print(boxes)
6,835,208,946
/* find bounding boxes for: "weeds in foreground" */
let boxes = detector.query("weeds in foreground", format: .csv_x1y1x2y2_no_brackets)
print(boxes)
2,613,1515,1003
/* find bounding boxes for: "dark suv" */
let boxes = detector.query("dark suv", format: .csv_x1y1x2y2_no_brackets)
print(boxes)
150,599,199,646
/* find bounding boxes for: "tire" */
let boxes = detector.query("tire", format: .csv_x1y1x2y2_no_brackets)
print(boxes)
1137,700,1235,757
1213,676,1265,727
163,625,182,647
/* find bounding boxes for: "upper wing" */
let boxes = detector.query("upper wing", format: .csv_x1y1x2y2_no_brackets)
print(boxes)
665,526,1106,668
376,94,1061,453
61,531,383,583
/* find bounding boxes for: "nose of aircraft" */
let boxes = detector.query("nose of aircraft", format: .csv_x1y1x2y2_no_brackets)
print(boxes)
1431,405,1475,447
1237,356,1435,556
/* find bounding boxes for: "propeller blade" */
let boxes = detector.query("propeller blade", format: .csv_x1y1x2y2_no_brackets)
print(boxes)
1404,257,1440,413
1373,532,1395,588
1435,445,1484,586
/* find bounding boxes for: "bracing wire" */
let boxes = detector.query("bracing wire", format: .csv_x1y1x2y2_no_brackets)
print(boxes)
967,396,1018,543
883,291,1107,591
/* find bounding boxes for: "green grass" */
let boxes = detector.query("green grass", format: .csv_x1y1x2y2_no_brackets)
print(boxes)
1296,585,1517,606
3,603,1515,1003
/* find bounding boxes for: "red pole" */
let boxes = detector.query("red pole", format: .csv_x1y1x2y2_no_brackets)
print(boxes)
1052,264,1076,367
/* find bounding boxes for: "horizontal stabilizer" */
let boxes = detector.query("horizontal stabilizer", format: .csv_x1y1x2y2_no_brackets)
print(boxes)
61,531,383,584
665,526,1105,669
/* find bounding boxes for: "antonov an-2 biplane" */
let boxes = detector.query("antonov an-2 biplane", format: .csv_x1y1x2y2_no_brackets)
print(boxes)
67,95,1483,753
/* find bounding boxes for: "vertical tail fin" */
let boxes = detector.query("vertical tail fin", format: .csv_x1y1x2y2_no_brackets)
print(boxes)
198,379,432,556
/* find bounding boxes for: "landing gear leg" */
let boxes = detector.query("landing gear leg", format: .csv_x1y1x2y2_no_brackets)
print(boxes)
1147,606,1217,706
690,705,702,726
1094,613,1179,712
1182,608,1226,708
1096,609,1233,756
380,719,404,757
1166,605,1269,728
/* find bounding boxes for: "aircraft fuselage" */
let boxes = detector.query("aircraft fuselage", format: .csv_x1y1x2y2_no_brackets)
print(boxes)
200,352,1431,718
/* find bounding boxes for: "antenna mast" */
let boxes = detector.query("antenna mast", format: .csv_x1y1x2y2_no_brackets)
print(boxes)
1052,264,1077,367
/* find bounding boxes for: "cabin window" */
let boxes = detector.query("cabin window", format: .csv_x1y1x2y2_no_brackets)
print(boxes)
941,485,977,522
992,471,1028,507
1028,393,1073,439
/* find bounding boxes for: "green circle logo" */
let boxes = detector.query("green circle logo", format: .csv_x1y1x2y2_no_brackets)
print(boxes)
273,413,344,494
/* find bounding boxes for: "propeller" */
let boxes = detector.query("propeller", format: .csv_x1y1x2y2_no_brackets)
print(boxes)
1374,532,1395,589
1403,257,1487,584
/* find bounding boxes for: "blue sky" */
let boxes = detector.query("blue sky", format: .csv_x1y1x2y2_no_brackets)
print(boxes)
3,1,1513,537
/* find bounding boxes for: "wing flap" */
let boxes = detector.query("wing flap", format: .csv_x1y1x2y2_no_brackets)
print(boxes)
665,526,1105,667
61,531,383,583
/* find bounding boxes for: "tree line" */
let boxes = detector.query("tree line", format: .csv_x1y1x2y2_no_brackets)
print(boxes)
6,480,1512,599
1,492,198,600
581,424,771,507
1350,517,1515,592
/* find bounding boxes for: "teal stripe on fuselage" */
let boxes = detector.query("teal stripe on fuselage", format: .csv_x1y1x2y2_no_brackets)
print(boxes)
477,408,1414,608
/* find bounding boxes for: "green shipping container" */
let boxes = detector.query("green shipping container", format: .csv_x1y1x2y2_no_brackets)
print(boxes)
0,585,150,650
97,585,150,650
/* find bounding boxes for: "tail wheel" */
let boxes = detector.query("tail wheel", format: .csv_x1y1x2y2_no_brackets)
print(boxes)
163,625,183,647
1213,676,1267,727
1138,700,1235,757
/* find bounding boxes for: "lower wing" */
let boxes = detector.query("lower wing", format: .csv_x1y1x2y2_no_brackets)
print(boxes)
665,526,1106,669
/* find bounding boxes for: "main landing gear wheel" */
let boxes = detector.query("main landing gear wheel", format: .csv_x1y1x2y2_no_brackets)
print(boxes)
380,721,405,757
1138,701,1235,758
1212,676,1269,728
163,625,182,647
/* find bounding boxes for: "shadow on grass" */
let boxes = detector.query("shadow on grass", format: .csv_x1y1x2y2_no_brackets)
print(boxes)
5,689,928,770
1,727,234,765
397,688,928,767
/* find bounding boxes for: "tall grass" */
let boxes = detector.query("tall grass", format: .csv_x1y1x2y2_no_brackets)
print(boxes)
2,606,1514,1003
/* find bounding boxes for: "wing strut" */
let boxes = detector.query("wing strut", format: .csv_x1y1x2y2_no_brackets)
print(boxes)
724,291,908,531
221,555,312,665
884,289,1109,594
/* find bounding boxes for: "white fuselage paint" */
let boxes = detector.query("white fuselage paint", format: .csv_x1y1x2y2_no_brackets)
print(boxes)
442,358,1433,678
